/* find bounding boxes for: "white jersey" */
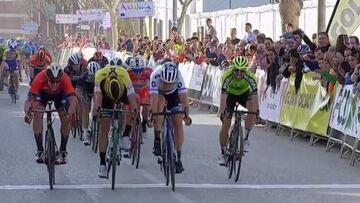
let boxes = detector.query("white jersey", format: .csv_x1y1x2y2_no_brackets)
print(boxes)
149,66,187,95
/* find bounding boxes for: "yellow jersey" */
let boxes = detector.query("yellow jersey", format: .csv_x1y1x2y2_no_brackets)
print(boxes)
94,65,135,96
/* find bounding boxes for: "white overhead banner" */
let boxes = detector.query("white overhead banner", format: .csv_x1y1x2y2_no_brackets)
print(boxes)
76,9,105,22
56,14,78,24
118,2,155,18
21,22,38,32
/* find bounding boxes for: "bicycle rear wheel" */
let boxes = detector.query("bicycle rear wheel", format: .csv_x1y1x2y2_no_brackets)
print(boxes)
226,129,235,179
162,139,169,186
135,121,142,169
234,126,244,183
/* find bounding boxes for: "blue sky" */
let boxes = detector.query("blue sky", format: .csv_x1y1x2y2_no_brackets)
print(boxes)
203,0,270,12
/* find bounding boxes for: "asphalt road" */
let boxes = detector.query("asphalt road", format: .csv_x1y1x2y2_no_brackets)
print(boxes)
1,82,360,203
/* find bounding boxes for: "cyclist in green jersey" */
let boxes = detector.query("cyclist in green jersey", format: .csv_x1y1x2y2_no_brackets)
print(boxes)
218,56,259,165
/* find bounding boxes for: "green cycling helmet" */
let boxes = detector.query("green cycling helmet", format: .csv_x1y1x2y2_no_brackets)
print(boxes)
232,56,248,71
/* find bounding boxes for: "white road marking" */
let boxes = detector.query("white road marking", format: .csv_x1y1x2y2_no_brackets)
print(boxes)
2,183,360,190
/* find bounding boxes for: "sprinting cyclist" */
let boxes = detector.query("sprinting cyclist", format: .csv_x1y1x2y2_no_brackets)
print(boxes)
148,61,191,174
127,56,153,136
75,62,101,145
93,58,139,178
24,64,77,164
218,56,258,165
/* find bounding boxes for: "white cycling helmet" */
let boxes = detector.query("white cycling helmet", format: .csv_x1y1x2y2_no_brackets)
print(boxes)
161,62,178,83
110,57,123,66
87,61,100,75
68,53,80,65
46,64,63,81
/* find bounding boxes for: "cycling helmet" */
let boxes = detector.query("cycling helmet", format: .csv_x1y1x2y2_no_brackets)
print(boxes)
38,50,46,62
104,76,124,102
161,62,178,83
110,57,123,66
46,64,63,81
297,44,311,55
87,61,100,75
68,53,80,65
125,56,133,66
38,45,45,51
232,56,248,71
94,51,103,60
9,43,17,50
130,56,146,73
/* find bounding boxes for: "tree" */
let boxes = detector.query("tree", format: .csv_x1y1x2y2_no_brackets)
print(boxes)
99,0,121,48
177,0,194,35
276,0,303,32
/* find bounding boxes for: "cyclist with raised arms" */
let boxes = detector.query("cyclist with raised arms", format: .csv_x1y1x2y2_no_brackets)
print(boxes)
24,64,77,164
218,56,258,165
93,57,139,178
148,61,191,174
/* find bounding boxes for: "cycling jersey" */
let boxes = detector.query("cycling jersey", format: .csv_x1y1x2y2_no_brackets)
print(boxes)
94,65,135,97
29,69,75,96
64,65,87,88
76,72,95,103
88,56,109,68
221,68,257,96
128,66,152,103
149,66,186,95
30,54,51,69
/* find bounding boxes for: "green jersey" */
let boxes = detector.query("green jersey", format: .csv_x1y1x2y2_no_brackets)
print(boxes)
221,68,257,96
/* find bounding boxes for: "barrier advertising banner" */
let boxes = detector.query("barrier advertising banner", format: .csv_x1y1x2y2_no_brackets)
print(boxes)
279,73,332,136
178,62,193,88
200,66,223,106
189,63,207,91
259,78,288,123
329,85,360,138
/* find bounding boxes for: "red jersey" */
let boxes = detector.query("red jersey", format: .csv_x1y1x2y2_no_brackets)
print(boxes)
30,55,52,69
127,67,153,90
29,69,75,96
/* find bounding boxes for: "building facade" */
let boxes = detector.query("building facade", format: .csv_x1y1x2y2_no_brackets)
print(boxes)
0,0,28,38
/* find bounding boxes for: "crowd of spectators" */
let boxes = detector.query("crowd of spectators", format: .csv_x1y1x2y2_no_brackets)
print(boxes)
54,18,360,99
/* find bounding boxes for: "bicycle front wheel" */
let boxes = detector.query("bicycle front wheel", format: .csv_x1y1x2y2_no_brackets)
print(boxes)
234,126,244,183
45,129,56,190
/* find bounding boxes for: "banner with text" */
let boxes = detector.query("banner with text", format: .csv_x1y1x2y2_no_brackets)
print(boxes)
326,0,360,44
329,85,360,138
118,2,155,18
56,14,78,24
76,9,105,22
259,78,288,123
200,66,223,106
279,73,333,136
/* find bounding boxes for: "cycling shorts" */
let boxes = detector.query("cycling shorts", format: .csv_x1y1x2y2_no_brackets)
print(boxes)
35,91,69,110
224,90,250,117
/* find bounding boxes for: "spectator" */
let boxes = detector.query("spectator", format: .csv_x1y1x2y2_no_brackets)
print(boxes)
317,32,331,53
286,23,294,33
256,33,266,44
265,49,280,93
229,28,240,46
349,36,360,51
284,49,304,93
264,38,274,51
243,23,256,44
345,54,358,84
100,37,111,49
206,18,217,38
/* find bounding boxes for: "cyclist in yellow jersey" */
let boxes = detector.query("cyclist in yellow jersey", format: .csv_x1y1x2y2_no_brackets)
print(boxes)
93,57,140,178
